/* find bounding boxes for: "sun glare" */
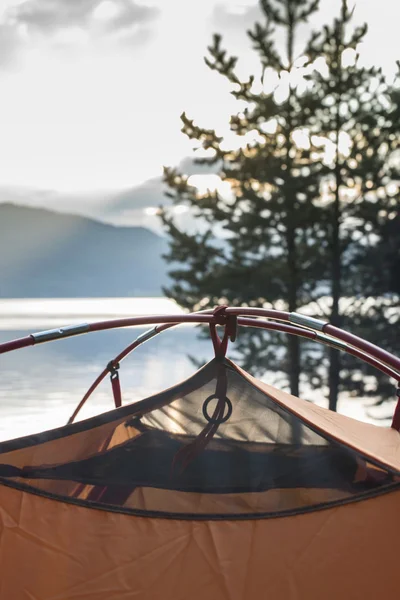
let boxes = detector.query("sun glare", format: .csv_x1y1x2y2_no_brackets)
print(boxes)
260,119,278,134
174,204,189,214
188,174,231,197
144,207,161,216
292,129,311,150
0,44,194,192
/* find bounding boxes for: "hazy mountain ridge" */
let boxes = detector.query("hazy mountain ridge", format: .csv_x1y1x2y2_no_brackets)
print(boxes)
0,157,215,227
0,204,169,297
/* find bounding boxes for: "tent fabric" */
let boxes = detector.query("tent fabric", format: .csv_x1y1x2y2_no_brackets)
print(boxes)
238,362,400,472
0,482,399,600
0,358,398,518
0,357,400,598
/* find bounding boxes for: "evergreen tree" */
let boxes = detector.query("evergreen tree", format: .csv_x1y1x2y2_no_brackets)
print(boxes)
161,0,399,410
339,64,400,410
306,2,400,409
162,0,327,397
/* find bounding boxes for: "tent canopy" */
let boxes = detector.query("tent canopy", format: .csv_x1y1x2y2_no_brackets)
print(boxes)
1,307,400,599
0,357,398,518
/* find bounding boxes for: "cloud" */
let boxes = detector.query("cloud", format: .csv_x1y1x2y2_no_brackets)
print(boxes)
0,0,159,69
109,177,166,211
6,0,159,36
0,24,23,68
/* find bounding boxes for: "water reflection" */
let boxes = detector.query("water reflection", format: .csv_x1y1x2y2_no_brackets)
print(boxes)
0,326,213,442
0,297,184,330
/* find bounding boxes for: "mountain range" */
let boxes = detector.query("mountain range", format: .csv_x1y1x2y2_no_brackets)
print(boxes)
0,204,169,297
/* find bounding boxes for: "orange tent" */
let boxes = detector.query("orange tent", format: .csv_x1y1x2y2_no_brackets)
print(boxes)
0,307,399,600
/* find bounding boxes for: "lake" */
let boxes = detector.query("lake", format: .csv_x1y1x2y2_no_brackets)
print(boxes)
0,298,392,442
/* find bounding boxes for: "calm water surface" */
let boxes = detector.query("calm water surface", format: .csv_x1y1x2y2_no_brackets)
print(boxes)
0,298,214,441
0,298,390,442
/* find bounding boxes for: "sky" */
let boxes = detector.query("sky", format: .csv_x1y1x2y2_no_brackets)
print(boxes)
0,0,399,224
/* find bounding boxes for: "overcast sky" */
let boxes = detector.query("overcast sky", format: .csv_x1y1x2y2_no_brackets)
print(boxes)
0,0,399,204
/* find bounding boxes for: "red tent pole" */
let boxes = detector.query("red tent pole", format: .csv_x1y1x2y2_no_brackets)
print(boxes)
0,306,399,426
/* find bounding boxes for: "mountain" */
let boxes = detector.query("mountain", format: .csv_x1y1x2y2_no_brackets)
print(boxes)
0,204,169,297
0,156,216,228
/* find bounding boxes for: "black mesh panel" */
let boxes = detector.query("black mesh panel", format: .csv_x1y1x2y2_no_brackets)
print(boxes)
0,360,398,518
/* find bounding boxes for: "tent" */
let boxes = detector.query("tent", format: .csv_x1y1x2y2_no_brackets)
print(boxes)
0,306,399,599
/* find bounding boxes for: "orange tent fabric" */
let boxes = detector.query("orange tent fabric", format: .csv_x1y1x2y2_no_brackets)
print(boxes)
0,358,399,599
1,483,400,600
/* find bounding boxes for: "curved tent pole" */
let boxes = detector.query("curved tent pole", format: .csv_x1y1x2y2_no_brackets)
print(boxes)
67,319,315,424
225,307,400,372
1,307,399,372
69,316,400,425
67,322,177,424
0,307,399,427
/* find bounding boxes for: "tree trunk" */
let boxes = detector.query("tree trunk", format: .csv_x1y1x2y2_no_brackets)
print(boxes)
288,226,300,398
328,174,341,411
329,17,343,412
285,0,300,399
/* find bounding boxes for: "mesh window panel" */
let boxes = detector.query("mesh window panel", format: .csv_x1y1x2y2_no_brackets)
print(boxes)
0,359,398,518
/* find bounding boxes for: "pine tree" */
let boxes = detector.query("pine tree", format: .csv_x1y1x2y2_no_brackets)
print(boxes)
338,63,400,409
161,0,399,410
306,2,400,410
162,0,327,397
